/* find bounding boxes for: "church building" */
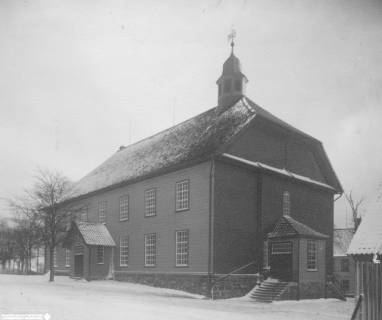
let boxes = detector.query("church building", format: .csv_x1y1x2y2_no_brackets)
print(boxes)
53,39,342,300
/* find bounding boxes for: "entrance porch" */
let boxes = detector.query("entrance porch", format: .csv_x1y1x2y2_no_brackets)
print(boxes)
261,215,329,300
64,221,116,280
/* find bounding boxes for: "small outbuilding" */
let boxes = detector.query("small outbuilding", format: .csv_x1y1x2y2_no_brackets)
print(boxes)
348,208,382,320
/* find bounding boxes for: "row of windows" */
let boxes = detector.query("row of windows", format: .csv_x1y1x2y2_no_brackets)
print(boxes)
54,230,190,269
119,230,190,268
78,180,190,223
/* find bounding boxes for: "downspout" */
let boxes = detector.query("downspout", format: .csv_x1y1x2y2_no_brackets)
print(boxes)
88,246,91,281
208,157,215,297
256,171,263,274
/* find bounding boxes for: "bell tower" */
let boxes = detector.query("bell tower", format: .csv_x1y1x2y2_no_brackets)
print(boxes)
216,31,248,108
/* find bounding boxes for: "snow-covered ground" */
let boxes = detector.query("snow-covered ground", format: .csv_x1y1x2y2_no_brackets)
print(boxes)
0,274,354,320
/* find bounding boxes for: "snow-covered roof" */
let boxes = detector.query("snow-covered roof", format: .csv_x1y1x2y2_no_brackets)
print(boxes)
65,96,341,202
221,153,335,191
76,222,116,247
268,215,329,239
333,228,354,257
348,202,382,255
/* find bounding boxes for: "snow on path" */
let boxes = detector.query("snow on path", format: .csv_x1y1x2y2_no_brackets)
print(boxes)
0,275,354,320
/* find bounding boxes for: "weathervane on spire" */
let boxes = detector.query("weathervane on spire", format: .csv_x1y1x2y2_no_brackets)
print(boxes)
227,28,236,54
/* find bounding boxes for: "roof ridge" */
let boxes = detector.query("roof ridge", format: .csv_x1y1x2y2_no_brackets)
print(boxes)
118,106,217,153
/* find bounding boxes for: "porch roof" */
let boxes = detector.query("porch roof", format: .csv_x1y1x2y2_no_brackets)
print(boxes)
267,215,329,240
76,222,116,247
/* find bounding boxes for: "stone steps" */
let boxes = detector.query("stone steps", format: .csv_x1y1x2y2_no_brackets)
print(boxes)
248,279,289,303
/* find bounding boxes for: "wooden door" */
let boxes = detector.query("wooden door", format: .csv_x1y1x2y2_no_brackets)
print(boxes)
74,255,84,278
270,241,293,281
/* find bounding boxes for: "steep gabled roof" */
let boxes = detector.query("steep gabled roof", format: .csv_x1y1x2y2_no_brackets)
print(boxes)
333,228,355,256
268,215,329,239
70,98,256,199
348,202,382,255
67,96,341,202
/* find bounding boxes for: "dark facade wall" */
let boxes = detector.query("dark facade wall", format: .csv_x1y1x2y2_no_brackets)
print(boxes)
227,120,326,184
88,246,113,280
213,160,334,277
59,161,211,275
299,239,326,294
213,161,259,274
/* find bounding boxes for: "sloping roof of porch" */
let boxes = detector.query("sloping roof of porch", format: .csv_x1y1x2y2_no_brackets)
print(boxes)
64,221,116,247
268,215,329,240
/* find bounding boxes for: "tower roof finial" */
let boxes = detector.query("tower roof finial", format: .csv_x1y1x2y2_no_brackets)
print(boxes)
227,28,236,54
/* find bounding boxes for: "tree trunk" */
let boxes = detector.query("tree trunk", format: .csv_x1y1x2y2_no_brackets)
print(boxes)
49,246,55,282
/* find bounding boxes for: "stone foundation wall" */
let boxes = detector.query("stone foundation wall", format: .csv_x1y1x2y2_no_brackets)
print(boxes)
113,272,259,299
299,281,325,299
277,282,299,300
211,274,259,299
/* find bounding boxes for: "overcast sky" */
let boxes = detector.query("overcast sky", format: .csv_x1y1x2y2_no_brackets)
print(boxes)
0,0,381,226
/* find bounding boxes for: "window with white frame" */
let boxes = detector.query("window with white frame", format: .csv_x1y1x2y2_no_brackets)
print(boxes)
145,189,156,217
144,233,156,266
175,230,189,267
176,180,190,211
98,201,107,223
282,191,290,216
307,240,317,271
340,258,350,272
80,206,88,222
96,246,104,264
120,236,129,266
119,195,129,221
53,248,57,267
65,248,71,267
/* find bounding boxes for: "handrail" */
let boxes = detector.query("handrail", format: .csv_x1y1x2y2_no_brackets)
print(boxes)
350,294,363,320
210,260,258,299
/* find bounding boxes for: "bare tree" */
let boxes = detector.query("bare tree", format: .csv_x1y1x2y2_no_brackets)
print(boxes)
9,169,75,281
345,191,364,231
30,169,75,281
8,197,42,273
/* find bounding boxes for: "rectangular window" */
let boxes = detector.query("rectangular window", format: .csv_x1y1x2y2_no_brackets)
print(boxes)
119,195,129,221
271,242,292,255
340,258,350,272
282,191,290,216
53,248,57,267
307,240,317,271
98,201,107,223
96,246,104,264
120,236,129,267
341,279,350,292
144,233,156,267
80,206,88,222
175,230,189,267
176,180,190,211
145,189,156,217
65,249,71,267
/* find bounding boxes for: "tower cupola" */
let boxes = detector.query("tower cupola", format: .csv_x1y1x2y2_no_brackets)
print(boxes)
216,32,248,108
